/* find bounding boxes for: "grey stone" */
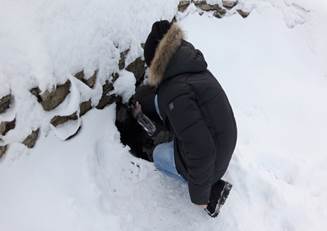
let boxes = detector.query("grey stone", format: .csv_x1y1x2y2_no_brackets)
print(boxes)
74,70,85,82
178,0,191,12
0,145,7,159
79,100,92,116
112,72,120,82
96,81,117,109
0,94,11,114
213,8,227,18
102,80,114,95
50,99,92,127
119,49,130,70
30,88,42,102
195,1,220,11
0,118,16,136
50,112,78,127
86,71,97,88
223,0,238,9
31,80,71,111
126,57,146,84
22,129,39,149
74,70,97,88
237,9,250,18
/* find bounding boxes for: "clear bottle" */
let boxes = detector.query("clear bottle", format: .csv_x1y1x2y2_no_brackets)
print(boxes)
135,112,156,137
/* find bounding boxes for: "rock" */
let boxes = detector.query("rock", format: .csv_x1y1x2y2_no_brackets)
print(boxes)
103,80,114,95
74,70,85,82
30,88,42,102
74,70,97,88
126,57,146,84
22,129,39,148
119,49,130,70
96,94,116,110
0,118,16,136
31,80,71,111
213,7,227,18
195,1,219,11
79,99,92,116
237,9,250,18
112,72,120,82
0,145,7,159
50,112,78,127
96,81,117,109
223,0,238,9
178,0,191,12
86,71,97,88
50,100,92,127
193,1,226,17
0,94,11,114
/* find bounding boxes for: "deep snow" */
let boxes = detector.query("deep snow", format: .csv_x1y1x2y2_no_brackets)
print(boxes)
1,1,327,231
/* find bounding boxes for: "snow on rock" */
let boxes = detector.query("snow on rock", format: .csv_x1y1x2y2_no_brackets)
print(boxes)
73,70,97,89
222,0,238,9
22,129,40,148
0,145,7,158
125,58,146,84
0,94,12,114
51,119,82,141
30,80,72,111
0,119,16,136
178,0,191,12
0,0,178,151
112,70,136,104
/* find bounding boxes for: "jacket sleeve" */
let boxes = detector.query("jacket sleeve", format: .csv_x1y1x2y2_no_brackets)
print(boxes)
165,91,216,205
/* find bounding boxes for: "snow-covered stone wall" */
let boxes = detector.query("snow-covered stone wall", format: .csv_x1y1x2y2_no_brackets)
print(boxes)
1,0,326,158
0,0,179,156
0,0,255,157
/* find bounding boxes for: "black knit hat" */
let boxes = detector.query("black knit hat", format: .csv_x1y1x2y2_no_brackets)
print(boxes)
144,20,172,67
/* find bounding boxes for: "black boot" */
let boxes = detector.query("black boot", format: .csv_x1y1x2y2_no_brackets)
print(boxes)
205,180,232,218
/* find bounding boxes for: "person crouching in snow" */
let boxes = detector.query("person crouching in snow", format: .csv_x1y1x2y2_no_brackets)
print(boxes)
132,20,237,217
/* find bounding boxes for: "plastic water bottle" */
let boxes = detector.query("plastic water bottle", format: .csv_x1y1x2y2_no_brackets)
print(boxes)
136,112,156,137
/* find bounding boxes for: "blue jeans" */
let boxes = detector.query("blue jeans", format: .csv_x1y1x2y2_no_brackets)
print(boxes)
153,141,185,181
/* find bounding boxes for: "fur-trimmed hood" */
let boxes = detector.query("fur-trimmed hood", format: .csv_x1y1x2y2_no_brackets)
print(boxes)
148,23,207,87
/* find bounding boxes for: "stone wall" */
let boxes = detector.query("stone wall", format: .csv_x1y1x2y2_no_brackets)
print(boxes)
0,48,146,159
0,0,251,159
178,0,251,18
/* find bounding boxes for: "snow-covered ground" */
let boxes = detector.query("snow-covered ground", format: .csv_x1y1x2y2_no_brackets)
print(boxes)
1,1,327,231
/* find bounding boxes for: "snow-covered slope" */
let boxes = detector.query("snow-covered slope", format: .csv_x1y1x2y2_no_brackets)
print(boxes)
1,1,327,231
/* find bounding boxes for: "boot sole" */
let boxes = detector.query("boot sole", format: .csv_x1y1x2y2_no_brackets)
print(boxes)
205,182,232,218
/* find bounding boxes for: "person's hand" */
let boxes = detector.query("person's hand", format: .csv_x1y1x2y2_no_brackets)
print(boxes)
131,101,142,118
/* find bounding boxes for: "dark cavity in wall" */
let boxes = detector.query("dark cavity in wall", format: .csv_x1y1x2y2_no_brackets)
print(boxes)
114,75,173,161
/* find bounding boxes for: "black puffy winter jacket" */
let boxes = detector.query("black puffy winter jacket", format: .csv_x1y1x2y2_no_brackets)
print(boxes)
148,23,237,205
